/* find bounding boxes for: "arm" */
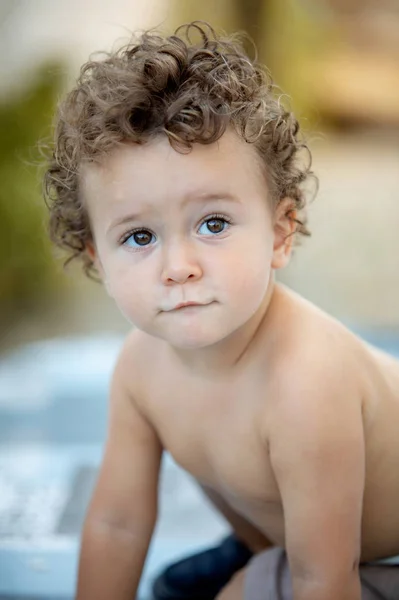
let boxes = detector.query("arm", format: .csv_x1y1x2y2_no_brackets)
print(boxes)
76,335,163,600
268,362,365,600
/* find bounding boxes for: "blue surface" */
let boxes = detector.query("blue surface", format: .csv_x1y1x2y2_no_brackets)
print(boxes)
0,335,117,598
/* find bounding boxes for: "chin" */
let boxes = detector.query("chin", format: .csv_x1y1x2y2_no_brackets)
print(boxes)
154,322,229,349
163,332,223,350
165,316,251,349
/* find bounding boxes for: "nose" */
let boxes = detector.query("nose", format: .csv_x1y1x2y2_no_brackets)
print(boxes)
160,239,202,285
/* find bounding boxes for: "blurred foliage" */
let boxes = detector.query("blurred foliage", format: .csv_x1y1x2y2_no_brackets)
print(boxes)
167,0,338,127
0,63,68,327
264,0,342,125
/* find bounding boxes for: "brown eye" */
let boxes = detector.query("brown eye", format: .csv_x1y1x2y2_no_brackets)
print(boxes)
207,219,223,233
205,218,225,234
198,216,231,236
133,230,152,245
123,229,155,247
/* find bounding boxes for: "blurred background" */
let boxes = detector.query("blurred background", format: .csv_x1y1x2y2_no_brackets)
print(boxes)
0,0,398,598
1,0,399,353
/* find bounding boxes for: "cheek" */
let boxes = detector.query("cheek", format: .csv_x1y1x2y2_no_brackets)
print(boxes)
104,266,151,321
216,237,272,294
227,259,270,300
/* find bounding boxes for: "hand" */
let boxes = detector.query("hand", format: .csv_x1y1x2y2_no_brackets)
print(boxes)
215,567,246,600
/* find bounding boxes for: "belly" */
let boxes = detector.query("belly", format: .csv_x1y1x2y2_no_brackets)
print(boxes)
166,432,287,546
218,485,287,547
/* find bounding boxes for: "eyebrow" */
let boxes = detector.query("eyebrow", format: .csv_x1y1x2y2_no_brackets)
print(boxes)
107,192,240,233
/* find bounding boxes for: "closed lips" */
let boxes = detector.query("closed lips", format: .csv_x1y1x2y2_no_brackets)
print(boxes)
165,301,213,311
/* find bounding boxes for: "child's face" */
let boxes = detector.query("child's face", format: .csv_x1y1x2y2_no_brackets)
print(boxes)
82,130,292,349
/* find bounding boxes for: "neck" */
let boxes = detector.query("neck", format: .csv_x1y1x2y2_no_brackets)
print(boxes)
170,275,279,377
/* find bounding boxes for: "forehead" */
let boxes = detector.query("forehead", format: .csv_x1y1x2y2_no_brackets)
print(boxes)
80,129,267,213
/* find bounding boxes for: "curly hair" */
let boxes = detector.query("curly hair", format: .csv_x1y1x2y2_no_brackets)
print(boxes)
43,21,315,280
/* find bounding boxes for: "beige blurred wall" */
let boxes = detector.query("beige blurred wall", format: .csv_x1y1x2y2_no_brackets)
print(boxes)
279,132,399,331
0,0,170,98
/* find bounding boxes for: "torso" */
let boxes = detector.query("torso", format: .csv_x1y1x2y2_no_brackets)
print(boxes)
129,284,399,562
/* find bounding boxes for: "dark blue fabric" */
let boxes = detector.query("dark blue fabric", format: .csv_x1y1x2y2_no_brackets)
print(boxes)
151,534,253,600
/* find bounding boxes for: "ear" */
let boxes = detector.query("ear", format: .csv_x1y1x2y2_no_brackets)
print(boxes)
271,198,297,270
86,240,105,280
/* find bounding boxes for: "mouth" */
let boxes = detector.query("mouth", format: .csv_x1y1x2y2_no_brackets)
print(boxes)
166,301,213,312
176,301,202,309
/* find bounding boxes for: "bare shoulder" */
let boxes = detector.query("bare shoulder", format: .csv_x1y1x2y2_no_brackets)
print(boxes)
272,284,361,360
113,328,164,405
264,285,365,429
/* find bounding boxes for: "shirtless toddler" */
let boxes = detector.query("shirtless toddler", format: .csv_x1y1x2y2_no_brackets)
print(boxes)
43,21,399,600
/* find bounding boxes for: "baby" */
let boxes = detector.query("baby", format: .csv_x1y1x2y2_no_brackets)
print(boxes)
43,21,399,600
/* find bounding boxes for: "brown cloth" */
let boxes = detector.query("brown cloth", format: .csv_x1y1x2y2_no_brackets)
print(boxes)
244,547,399,600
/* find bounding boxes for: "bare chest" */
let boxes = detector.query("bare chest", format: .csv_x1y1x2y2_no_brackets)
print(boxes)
144,375,281,519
